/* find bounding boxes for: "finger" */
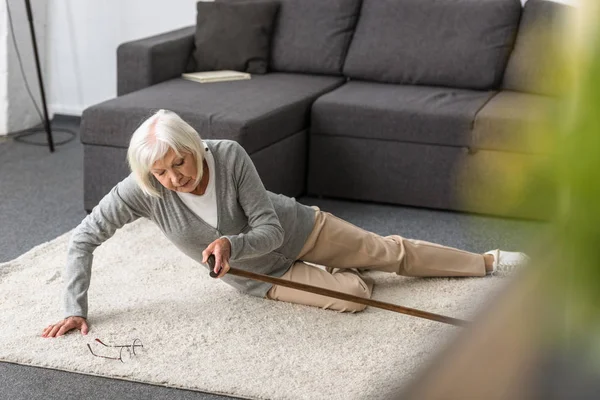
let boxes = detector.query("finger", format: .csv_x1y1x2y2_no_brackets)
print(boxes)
42,325,53,337
43,325,56,337
216,259,230,278
81,320,89,335
220,252,230,268
56,324,70,337
47,324,63,338
58,319,77,336
202,247,213,263
214,253,223,275
217,263,230,279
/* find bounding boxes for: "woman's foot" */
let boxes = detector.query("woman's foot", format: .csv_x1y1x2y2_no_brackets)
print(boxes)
484,249,530,276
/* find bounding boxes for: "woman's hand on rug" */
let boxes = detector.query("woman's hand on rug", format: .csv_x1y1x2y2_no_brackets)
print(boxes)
42,316,88,338
203,238,231,278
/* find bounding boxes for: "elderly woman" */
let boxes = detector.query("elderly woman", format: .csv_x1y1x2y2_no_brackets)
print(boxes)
42,109,528,338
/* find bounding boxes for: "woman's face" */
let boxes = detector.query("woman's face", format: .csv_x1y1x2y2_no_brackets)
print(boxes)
151,148,199,193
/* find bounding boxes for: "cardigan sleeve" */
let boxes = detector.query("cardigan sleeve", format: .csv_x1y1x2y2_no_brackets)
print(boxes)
63,174,149,319
220,143,284,261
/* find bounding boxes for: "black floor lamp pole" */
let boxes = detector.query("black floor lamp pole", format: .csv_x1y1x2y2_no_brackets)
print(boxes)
24,0,55,152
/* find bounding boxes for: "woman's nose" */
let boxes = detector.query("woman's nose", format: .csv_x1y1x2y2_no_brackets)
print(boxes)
169,171,182,185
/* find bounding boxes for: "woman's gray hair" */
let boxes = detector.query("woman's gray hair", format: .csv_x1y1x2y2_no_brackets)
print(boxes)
127,109,206,198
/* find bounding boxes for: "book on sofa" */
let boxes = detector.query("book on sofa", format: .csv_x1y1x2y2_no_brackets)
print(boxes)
181,70,251,83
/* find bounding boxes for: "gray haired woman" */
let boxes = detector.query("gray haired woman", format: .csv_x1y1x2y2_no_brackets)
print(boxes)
42,109,528,338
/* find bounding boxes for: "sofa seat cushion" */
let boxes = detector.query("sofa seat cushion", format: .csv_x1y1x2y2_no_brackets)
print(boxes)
308,135,553,219
473,91,557,154
81,73,345,153
343,0,521,90
311,81,495,148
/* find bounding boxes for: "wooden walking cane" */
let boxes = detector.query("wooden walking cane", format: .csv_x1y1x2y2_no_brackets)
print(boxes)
207,255,468,327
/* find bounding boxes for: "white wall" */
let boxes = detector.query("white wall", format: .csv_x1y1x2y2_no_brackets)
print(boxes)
1,0,47,135
545,0,578,4
0,3,8,132
524,0,578,4
47,0,202,116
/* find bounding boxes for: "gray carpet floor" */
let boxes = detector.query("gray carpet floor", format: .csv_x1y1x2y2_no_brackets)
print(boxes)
0,117,543,400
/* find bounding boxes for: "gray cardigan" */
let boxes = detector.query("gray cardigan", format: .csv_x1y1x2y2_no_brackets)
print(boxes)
64,139,316,318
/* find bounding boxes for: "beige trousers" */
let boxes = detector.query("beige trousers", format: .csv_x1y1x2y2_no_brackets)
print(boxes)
265,207,486,313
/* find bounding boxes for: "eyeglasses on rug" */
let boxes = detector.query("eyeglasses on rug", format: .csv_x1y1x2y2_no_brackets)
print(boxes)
87,338,144,363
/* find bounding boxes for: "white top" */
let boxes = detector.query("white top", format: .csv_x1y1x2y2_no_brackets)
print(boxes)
176,143,218,228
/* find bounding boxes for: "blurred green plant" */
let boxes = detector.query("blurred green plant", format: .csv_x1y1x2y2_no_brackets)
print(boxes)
461,0,599,359
502,1,600,360
547,7,600,355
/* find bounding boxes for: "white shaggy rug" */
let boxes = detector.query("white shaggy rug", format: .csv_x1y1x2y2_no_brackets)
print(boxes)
0,218,508,400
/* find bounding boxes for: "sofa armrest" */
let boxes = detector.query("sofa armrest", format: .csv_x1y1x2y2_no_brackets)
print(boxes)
117,26,195,96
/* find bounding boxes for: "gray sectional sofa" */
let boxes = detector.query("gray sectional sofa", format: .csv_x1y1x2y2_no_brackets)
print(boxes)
81,0,569,219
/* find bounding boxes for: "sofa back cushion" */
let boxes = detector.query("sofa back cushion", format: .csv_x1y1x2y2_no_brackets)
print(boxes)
502,0,573,96
343,0,522,90
269,0,362,75
190,1,279,74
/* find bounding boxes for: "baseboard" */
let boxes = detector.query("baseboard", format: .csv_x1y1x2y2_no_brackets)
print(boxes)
50,104,83,117
53,114,81,126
